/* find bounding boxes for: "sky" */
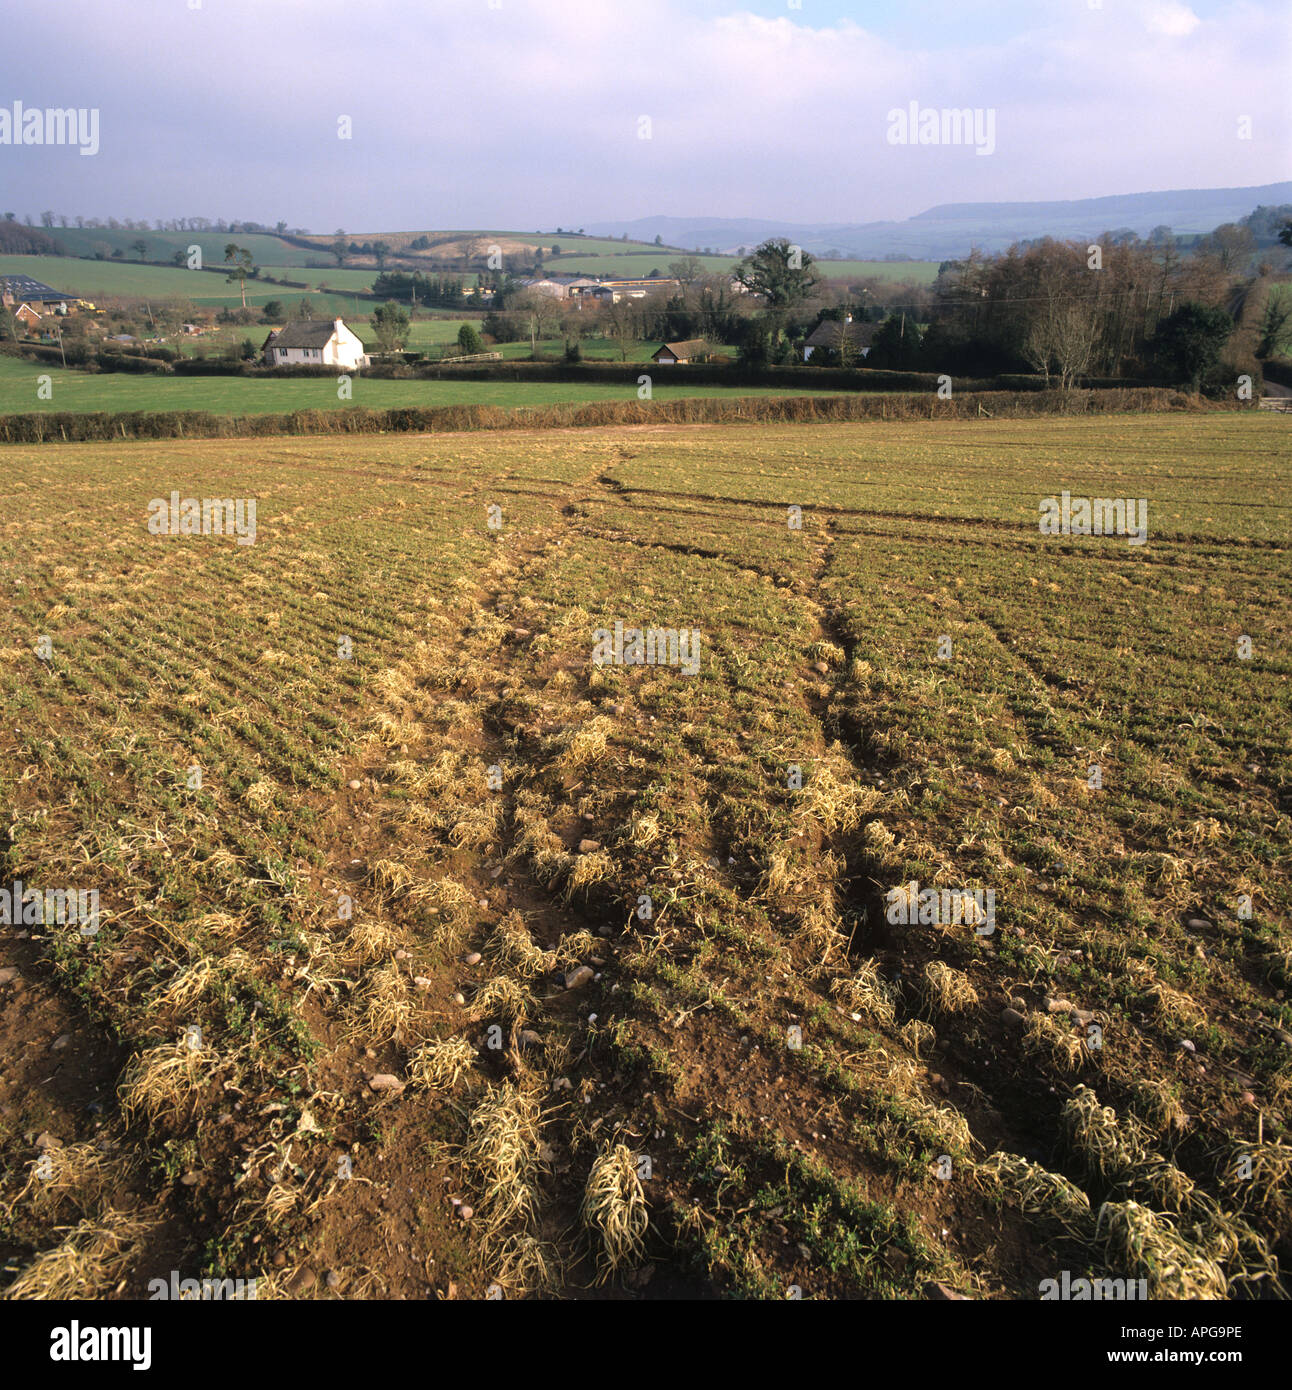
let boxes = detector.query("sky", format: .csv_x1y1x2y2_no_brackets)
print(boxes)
1,0,1288,232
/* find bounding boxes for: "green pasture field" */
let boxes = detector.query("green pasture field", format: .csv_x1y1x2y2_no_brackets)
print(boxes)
0,351,849,415
41,228,307,266
0,253,316,307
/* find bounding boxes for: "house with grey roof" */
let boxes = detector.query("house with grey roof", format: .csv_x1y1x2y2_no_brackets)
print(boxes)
803,316,877,362
261,317,368,369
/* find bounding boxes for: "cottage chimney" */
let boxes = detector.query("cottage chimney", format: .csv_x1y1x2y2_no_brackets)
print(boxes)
845,312,853,323
334,318,344,332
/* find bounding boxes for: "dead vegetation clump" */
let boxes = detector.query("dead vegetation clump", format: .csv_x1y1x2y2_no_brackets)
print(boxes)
408,1036,478,1092
917,960,979,1016
370,857,418,900
554,717,614,774
462,1081,548,1237
1062,1086,1143,1183
487,911,554,978
470,976,535,1030
757,840,808,901
5,1141,120,1217
2,1210,154,1300
1216,1137,1292,1222
831,959,898,1029
565,848,615,901
974,1151,1092,1232
490,1231,560,1296
902,1092,975,1155
1129,1077,1190,1136
509,790,572,885
153,949,253,1017
580,1143,649,1283
118,1038,219,1131
1094,1200,1229,1300
1141,979,1205,1030
406,876,477,950
343,914,408,966
861,819,903,875
1023,1013,1088,1073
347,964,416,1047
624,808,662,851
798,759,881,836
899,1018,936,1059
450,800,504,854
554,928,599,970
795,897,845,965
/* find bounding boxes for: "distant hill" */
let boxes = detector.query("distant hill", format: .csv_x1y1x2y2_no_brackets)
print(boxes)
585,183,1292,261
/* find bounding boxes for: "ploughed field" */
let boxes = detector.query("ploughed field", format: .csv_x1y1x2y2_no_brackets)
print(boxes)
0,413,1288,1300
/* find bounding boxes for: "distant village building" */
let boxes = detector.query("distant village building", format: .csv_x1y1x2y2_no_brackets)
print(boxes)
262,318,369,370
803,315,876,362
651,339,709,365
512,274,682,306
515,274,614,301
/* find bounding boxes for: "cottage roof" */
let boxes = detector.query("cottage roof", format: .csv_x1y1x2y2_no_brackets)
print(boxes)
654,339,708,358
264,320,340,348
805,319,877,349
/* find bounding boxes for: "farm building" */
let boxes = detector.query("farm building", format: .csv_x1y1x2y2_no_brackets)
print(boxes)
803,316,876,362
12,303,42,330
262,318,369,370
0,275,75,315
561,277,602,298
591,277,680,304
515,277,570,299
651,339,709,365
518,275,606,301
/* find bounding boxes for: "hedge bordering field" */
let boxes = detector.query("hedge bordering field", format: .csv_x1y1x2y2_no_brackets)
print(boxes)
0,388,1207,445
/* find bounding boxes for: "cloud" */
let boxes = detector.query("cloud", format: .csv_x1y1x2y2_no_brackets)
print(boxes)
1145,3,1204,37
0,0,1285,227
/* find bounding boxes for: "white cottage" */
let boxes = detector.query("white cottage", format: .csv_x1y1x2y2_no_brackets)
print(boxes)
262,318,369,370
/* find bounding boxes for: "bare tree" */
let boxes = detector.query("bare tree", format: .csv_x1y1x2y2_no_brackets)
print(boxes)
601,297,641,361
509,289,562,354
1051,300,1101,388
